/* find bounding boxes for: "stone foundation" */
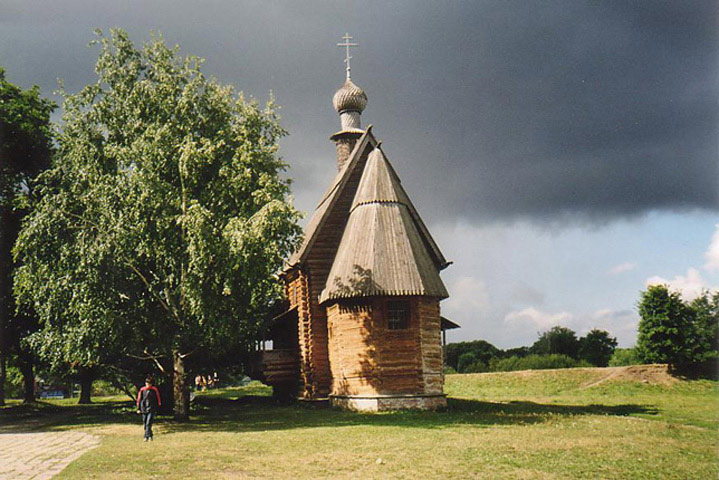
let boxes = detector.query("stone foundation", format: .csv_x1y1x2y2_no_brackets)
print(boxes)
330,394,447,412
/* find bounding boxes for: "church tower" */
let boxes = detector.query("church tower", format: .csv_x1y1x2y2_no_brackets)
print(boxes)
265,35,451,410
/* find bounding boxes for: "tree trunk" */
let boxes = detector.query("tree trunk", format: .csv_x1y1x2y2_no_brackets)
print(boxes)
78,366,94,404
173,350,189,421
0,352,6,406
19,358,34,403
0,207,12,407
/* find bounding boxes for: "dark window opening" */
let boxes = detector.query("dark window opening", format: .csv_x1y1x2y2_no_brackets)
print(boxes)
387,300,409,330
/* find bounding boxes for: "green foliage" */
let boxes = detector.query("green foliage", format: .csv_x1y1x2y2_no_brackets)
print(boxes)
531,326,581,359
12,29,302,383
0,67,56,403
2,365,24,399
636,285,718,371
444,340,499,370
579,329,618,367
608,348,641,367
688,291,719,365
489,354,590,372
91,379,124,397
0,67,56,207
501,346,529,358
464,360,488,373
457,352,477,373
456,352,488,373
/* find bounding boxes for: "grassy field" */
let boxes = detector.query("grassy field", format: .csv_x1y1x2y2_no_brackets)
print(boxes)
1,365,717,479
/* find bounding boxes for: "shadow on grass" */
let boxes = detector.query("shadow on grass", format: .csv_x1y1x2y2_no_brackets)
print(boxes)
0,394,658,435
0,400,138,433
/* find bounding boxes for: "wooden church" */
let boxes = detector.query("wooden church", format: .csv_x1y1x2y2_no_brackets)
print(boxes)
255,38,453,411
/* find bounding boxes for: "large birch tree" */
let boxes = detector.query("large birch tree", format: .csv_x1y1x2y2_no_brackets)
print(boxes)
13,30,301,419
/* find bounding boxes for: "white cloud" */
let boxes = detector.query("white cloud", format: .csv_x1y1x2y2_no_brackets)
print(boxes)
608,261,637,275
589,308,639,346
504,307,573,331
446,276,491,313
646,268,717,301
704,224,719,273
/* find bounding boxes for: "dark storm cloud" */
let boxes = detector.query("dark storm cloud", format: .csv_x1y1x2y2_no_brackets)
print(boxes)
1,1,717,224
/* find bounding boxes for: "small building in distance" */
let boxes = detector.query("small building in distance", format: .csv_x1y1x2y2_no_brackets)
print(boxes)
255,43,452,411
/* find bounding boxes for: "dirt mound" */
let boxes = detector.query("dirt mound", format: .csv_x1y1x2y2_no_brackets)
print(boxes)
581,364,677,388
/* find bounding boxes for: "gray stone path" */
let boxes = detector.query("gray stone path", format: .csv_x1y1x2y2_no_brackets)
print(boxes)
0,431,100,480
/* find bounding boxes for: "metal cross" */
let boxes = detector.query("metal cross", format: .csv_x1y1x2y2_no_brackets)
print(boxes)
337,33,358,80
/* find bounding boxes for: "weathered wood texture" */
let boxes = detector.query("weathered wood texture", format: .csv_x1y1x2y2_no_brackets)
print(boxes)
334,135,360,171
252,349,299,386
418,298,444,394
327,297,444,397
320,148,448,303
284,143,373,399
278,114,449,405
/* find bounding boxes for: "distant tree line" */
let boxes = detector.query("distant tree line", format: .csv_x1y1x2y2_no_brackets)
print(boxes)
445,327,617,374
446,285,718,376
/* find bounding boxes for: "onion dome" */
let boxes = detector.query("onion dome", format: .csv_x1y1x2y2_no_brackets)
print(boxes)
332,79,368,113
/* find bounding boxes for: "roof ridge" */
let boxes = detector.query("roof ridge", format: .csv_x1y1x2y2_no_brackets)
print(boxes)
351,147,449,270
285,128,377,270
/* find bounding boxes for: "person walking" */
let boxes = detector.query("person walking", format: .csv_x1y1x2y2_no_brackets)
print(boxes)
136,376,161,442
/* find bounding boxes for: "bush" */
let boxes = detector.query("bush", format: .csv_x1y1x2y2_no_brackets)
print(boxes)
445,340,500,370
92,379,124,397
443,366,458,375
2,365,24,399
463,360,488,373
608,348,640,367
489,354,590,372
457,352,477,373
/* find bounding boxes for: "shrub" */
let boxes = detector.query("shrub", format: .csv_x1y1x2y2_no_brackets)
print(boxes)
489,354,589,372
92,379,124,397
608,348,640,366
464,360,488,373
445,340,500,370
2,366,24,399
457,352,478,373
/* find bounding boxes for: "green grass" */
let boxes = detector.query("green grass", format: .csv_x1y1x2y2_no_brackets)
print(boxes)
2,367,717,479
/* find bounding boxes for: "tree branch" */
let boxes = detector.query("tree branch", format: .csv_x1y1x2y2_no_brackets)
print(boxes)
126,349,168,375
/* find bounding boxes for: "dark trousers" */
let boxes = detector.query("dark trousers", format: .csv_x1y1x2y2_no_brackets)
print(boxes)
142,412,155,439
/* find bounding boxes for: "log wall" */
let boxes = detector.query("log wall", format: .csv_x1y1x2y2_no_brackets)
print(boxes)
418,298,444,394
327,296,444,397
287,146,371,399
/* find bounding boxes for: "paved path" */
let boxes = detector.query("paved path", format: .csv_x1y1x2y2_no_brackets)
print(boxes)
0,431,100,479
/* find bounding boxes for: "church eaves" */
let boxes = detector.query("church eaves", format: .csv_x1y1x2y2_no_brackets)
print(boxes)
319,148,449,303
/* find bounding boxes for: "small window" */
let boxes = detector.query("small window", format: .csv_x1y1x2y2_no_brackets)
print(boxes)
387,300,409,330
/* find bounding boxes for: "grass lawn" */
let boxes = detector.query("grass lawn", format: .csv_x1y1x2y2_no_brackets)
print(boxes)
2,365,717,479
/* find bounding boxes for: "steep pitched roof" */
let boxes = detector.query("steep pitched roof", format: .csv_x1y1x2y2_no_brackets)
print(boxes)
319,148,449,303
285,128,449,274
284,128,377,269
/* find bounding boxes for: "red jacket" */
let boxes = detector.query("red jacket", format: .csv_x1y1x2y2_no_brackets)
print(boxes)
136,385,161,413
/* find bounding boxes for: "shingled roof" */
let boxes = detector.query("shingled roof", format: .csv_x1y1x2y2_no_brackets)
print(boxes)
285,128,449,275
284,129,375,269
319,148,449,303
